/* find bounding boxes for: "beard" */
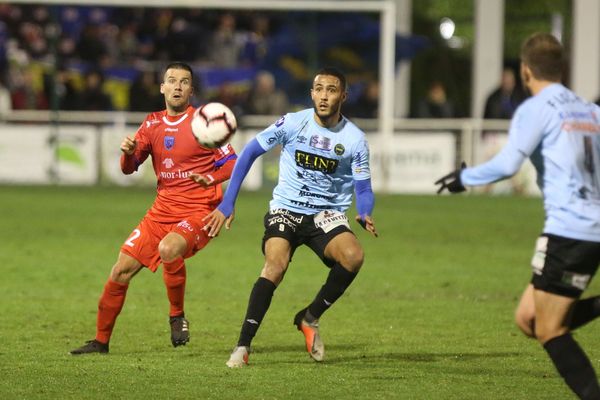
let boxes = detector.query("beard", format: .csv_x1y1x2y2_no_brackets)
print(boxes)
313,102,342,125
167,97,188,114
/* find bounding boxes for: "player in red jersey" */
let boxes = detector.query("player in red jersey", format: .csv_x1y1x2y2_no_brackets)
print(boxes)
70,62,237,355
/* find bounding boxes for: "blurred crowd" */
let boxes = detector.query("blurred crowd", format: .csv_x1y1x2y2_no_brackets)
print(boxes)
0,4,386,119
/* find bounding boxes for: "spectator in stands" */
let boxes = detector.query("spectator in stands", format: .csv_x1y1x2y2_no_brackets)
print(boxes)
413,81,457,118
210,80,245,118
240,14,271,67
244,70,289,115
10,67,48,110
483,67,526,119
76,23,108,65
208,13,245,68
55,68,81,111
346,79,379,119
78,69,112,111
128,70,163,112
42,65,78,111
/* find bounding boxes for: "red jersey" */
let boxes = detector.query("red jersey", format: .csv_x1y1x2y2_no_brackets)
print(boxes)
122,106,236,223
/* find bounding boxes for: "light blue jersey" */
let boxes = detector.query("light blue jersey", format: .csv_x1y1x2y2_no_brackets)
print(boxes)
255,108,371,214
462,83,600,242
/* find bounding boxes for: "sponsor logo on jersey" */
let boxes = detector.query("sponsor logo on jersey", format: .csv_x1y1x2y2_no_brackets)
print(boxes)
164,136,175,150
267,209,302,232
145,119,160,128
298,189,335,201
177,220,194,232
334,143,345,155
159,169,194,179
267,215,296,231
297,135,308,144
562,271,591,291
275,116,285,127
270,208,304,223
165,127,179,132
289,199,335,209
309,135,332,151
162,158,174,169
295,150,338,173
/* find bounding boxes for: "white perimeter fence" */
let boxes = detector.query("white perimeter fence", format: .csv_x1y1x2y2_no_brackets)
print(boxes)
0,110,540,195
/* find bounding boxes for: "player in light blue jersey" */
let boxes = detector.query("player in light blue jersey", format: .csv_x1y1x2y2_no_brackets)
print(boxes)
203,67,378,367
436,33,600,399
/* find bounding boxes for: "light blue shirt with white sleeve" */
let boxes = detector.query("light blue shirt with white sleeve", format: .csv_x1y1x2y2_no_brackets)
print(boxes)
462,83,600,242
255,108,371,214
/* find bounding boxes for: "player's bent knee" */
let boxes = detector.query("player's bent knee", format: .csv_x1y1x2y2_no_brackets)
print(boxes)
158,240,180,263
339,246,364,272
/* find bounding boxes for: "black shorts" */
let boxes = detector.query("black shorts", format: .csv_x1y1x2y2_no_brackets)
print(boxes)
530,233,600,298
262,208,353,268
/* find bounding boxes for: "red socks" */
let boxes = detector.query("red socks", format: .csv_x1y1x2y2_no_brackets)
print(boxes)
163,257,186,317
95,257,186,344
96,279,129,344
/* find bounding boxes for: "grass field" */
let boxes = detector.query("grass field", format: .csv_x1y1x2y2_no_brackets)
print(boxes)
1,185,597,399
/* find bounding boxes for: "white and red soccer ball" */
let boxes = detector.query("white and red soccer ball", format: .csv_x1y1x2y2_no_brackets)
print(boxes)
191,102,237,148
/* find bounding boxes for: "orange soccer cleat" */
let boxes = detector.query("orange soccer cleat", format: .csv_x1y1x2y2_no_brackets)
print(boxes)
293,309,324,362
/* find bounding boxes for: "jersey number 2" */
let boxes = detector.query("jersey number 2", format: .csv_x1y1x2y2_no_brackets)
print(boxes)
125,229,141,247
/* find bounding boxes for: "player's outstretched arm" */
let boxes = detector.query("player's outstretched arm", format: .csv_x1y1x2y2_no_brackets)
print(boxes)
354,178,378,237
202,138,266,236
435,161,467,194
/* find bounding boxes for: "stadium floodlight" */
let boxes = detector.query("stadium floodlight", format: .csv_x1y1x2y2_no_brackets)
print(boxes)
10,0,396,140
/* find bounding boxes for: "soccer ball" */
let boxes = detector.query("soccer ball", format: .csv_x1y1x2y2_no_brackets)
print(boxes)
191,102,237,148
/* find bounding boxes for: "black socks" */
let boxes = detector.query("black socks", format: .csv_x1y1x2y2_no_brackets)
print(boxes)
237,277,276,347
543,333,600,400
571,296,600,330
307,263,357,320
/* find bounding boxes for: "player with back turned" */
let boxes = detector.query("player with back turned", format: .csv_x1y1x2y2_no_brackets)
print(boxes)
203,67,378,367
436,33,600,399
70,62,237,354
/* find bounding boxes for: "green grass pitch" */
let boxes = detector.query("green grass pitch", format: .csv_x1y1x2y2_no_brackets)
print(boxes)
1,185,597,399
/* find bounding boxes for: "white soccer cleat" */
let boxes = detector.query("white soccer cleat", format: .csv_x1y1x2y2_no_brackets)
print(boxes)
226,346,250,368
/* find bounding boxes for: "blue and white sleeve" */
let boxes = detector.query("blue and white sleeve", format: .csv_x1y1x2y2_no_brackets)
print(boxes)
461,102,544,186
217,139,266,217
255,114,293,150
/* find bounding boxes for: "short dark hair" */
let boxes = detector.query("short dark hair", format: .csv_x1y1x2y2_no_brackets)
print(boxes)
520,33,563,82
314,67,347,91
163,62,194,82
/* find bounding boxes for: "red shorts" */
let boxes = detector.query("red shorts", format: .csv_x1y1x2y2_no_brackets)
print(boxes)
120,212,211,272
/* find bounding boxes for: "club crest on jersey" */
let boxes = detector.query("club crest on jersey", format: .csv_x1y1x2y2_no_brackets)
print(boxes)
309,135,332,151
334,143,345,155
164,136,175,150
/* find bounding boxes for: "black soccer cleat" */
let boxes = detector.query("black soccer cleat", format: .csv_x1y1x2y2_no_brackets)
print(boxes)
169,316,190,347
70,339,109,355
